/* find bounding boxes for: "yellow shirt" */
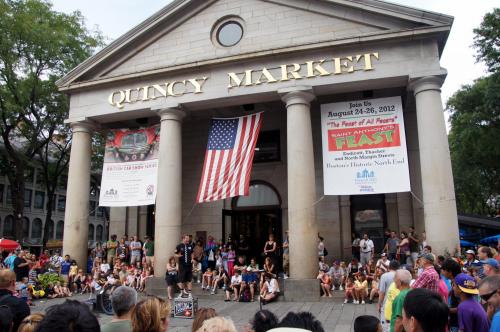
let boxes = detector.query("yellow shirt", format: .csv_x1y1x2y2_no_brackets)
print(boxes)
384,282,400,322
355,280,368,289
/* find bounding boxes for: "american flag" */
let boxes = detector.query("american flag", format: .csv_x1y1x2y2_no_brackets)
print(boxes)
196,113,263,203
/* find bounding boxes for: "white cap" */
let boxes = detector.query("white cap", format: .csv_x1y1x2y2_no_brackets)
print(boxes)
465,249,475,255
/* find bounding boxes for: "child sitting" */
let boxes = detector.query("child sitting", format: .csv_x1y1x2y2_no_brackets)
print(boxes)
317,271,332,297
81,274,93,294
192,260,201,284
68,261,78,283
138,269,152,292
202,267,213,290
344,276,355,304
354,273,368,304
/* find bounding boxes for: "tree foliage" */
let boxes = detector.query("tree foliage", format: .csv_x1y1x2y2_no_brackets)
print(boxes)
448,8,500,215
473,8,500,73
0,0,102,239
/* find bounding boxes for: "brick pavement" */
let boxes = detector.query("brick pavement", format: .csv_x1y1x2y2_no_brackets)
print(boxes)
30,292,379,331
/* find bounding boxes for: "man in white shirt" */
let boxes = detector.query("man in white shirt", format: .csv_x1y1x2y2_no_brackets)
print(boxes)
359,233,374,266
129,236,142,265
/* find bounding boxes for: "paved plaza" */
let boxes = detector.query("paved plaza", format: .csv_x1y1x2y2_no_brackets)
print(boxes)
31,293,378,331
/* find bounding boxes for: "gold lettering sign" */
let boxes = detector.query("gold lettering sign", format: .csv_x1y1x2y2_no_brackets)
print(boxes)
227,52,379,89
108,52,379,109
108,77,208,109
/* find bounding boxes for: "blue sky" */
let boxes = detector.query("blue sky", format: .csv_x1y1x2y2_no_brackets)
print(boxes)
50,0,497,111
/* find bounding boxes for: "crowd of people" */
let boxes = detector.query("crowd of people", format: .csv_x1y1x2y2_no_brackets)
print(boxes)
0,228,499,332
316,229,500,332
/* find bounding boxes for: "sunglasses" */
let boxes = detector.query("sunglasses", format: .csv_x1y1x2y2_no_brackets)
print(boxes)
480,290,497,302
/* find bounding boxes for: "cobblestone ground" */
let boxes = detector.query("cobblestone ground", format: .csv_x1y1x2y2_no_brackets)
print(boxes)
31,293,379,331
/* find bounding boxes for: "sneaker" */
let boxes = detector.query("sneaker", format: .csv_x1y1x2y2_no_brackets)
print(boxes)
362,300,366,305
187,292,193,299
339,286,344,291
354,300,359,304
344,299,348,304
210,290,215,295
284,275,289,279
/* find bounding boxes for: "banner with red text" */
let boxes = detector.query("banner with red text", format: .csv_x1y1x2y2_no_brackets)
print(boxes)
320,96,410,195
99,125,160,206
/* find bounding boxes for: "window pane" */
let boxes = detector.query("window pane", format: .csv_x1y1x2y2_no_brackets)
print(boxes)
96,225,103,241
236,183,280,207
88,224,94,241
31,218,42,239
96,207,104,217
22,217,29,238
24,189,32,208
57,196,66,212
24,168,34,183
254,130,280,163
35,169,45,187
34,191,45,209
56,220,64,240
3,215,14,237
6,186,11,205
46,220,54,239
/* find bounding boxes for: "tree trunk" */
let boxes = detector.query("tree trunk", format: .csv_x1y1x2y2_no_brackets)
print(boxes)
43,190,55,248
9,160,25,242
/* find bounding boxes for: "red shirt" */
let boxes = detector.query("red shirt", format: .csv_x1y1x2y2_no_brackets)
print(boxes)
412,265,439,293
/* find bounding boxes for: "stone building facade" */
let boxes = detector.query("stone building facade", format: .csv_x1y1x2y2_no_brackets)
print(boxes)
57,0,459,295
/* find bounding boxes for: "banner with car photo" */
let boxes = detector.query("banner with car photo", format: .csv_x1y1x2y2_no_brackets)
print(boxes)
99,125,160,206
320,96,411,195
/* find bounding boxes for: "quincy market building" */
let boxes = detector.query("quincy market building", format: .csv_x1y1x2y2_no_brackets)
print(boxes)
58,0,459,297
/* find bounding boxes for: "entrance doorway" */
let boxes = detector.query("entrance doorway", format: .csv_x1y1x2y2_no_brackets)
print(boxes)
350,194,387,254
222,181,282,264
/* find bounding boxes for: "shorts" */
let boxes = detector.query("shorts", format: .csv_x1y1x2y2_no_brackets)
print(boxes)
130,254,141,265
178,265,193,283
165,273,178,286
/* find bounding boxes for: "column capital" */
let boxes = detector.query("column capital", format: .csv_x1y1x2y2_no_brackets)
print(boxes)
156,108,187,122
408,76,444,96
278,86,315,108
70,121,95,134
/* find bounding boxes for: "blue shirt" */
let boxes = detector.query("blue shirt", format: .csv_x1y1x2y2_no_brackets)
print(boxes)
61,261,71,275
242,273,257,283
4,255,16,270
491,310,500,332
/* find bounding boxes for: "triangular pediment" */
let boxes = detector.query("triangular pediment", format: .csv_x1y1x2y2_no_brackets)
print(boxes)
57,0,453,90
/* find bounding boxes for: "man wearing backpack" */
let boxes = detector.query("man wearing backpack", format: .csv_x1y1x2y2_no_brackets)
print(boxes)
0,269,30,331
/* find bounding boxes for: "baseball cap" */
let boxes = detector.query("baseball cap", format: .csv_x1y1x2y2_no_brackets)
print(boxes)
455,273,479,294
418,253,434,262
381,253,387,257
465,250,475,255
481,258,499,270
246,266,252,272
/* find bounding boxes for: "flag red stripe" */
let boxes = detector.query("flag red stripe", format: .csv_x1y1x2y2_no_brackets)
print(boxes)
242,114,262,195
196,150,210,203
202,150,216,202
234,114,256,195
227,116,247,197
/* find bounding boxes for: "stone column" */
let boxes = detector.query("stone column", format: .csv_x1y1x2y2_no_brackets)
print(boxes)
279,86,319,296
154,108,186,278
62,122,93,271
409,76,459,254
339,195,353,259
385,193,399,234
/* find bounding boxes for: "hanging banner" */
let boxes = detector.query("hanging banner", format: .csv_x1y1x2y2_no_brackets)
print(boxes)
99,125,160,206
320,96,410,195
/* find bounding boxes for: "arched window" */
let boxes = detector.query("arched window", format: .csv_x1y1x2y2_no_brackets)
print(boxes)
234,182,281,208
31,218,42,239
88,224,94,241
96,225,103,242
46,219,54,239
56,220,64,240
22,217,29,238
3,215,14,238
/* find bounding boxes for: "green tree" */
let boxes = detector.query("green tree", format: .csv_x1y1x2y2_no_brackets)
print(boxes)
473,8,500,73
0,0,102,240
448,8,500,215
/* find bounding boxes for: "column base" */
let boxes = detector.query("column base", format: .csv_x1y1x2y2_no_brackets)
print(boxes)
145,277,167,297
283,279,320,302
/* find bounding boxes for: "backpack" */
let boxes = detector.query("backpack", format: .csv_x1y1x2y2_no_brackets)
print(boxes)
239,287,251,302
323,247,328,257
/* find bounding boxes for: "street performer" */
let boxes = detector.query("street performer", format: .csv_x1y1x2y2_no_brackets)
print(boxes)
175,234,195,298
